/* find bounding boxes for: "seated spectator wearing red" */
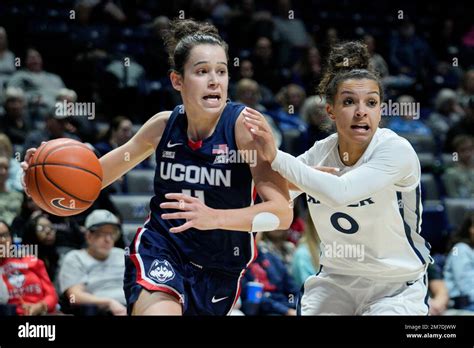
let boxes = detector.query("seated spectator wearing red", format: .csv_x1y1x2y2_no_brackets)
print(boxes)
0,220,58,315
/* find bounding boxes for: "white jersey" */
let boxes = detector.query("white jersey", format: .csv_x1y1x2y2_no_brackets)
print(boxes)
272,128,432,282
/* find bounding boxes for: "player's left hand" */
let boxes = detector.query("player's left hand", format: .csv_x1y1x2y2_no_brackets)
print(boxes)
160,193,219,233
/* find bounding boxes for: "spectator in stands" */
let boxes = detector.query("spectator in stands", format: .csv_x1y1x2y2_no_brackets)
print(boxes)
386,95,433,136
292,219,320,287
49,214,86,257
364,34,389,78
427,88,464,144
0,133,23,192
0,154,22,225
234,78,282,147
144,16,171,80
273,0,311,66
1,87,31,147
458,68,474,107
260,228,295,274
242,234,298,315
94,116,133,157
444,214,474,312
10,193,41,240
232,59,274,105
445,96,474,152
56,88,97,144
58,210,126,316
0,27,16,102
427,263,449,315
273,84,308,153
389,20,436,79
0,220,58,315
23,214,59,282
23,107,80,155
275,84,306,120
300,95,333,145
227,0,274,52
442,135,474,198
8,48,65,115
251,37,284,92
75,0,127,24
432,19,461,63
291,46,322,96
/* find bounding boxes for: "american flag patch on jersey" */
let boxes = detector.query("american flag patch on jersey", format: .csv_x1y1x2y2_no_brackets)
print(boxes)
212,144,229,154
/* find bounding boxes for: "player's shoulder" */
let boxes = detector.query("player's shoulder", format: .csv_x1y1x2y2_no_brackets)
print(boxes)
148,110,173,126
372,128,416,153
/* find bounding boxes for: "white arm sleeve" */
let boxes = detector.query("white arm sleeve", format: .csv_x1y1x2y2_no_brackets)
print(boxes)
272,139,420,208
288,142,324,200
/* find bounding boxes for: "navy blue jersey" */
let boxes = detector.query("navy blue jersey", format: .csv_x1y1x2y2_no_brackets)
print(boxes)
144,102,257,274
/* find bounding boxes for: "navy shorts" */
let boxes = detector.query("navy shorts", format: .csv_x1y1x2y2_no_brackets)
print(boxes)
124,228,243,315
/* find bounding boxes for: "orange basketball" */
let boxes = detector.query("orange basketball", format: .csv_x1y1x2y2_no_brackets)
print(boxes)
25,138,103,217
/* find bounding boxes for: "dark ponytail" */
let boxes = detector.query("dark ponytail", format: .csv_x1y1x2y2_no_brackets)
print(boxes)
318,41,383,104
163,19,228,75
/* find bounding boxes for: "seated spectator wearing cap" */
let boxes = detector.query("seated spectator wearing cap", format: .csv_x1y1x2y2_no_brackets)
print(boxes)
0,220,58,315
58,210,126,315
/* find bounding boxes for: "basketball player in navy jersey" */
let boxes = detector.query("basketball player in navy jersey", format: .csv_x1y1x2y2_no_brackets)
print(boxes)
23,19,292,315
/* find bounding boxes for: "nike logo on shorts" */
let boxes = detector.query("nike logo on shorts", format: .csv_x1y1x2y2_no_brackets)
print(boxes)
211,296,228,303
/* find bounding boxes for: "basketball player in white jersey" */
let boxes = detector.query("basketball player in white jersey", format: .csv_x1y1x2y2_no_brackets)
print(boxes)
243,41,432,315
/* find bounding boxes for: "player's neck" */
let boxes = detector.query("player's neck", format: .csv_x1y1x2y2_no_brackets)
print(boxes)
186,108,222,141
337,141,369,166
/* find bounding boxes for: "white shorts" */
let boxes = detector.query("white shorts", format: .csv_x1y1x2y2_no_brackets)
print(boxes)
299,269,429,315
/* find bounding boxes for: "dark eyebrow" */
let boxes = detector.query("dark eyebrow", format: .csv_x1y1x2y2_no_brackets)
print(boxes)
193,61,228,67
340,91,380,95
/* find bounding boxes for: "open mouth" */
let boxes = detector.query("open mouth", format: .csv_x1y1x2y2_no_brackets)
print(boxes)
351,124,370,131
203,94,221,102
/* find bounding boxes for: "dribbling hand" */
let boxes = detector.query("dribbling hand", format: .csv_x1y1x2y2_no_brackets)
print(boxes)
20,143,45,197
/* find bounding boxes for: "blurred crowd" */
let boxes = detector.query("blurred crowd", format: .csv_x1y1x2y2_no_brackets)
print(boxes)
0,0,473,316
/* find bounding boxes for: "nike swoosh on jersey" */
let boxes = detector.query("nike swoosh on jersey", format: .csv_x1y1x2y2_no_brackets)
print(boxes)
167,141,183,148
211,296,229,303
